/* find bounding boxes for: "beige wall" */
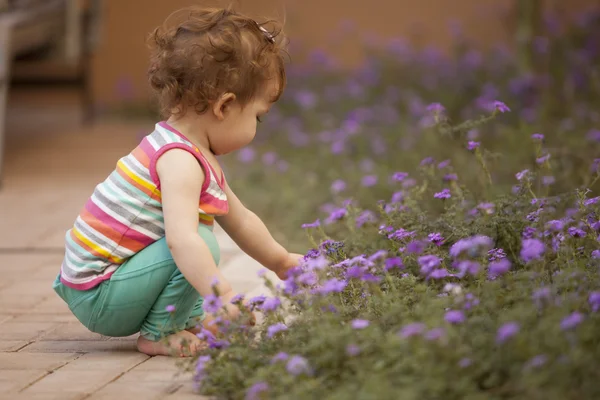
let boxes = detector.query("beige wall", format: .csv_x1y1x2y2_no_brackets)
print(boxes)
90,0,597,107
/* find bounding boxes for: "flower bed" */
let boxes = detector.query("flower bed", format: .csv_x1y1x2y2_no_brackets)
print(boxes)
180,12,600,400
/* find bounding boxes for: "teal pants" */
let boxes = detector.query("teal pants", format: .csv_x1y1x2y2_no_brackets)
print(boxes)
53,224,220,341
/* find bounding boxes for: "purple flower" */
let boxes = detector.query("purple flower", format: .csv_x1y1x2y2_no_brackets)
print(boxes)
230,293,245,304
429,268,449,279
406,240,427,255
467,141,480,150
301,219,321,229
261,297,282,312
532,287,551,305
443,173,458,182
262,152,277,166
584,196,600,207
426,102,445,113
294,90,317,109
488,259,511,279
392,172,409,182
531,133,544,140
547,220,564,231
516,169,529,181
238,147,256,163
437,159,451,169
270,352,289,363
399,323,426,338
493,100,510,113
593,249,600,259
525,354,548,369
542,176,555,186
424,327,445,341
246,382,269,400
388,228,415,242
391,191,405,204
356,210,377,227
536,154,550,164
351,319,370,329
428,232,444,245
331,179,346,193
418,255,441,270
305,255,328,270
475,201,494,212
420,157,435,166
247,295,267,307
346,344,361,356
445,310,466,324
286,355,311,376
369,250,388,261
568,227,586,238
496,322,520,344
203,294,222,314
361,175,378,187
520,239,545,262
267,322,288,338
450,235,493,258
458,358,472,368
326,208,347,224
456,260,480,277
589,292,600,312
314,278,347,294
165,305,176,313
488,248,506,261
560,312,584,330
384,257,404,271
194,355,211,387
434,189,451,199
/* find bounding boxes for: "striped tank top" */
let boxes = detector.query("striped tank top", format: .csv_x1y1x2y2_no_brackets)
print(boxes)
60,122,229,290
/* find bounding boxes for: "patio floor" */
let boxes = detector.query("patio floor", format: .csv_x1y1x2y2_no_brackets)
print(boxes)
0,88,274,399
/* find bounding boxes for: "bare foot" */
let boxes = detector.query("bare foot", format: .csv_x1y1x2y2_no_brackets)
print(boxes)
136,330,206,357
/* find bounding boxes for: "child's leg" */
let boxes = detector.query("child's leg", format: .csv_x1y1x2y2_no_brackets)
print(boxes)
90,224,220,356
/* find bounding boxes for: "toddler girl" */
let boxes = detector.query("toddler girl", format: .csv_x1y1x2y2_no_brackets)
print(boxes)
52,6,302,357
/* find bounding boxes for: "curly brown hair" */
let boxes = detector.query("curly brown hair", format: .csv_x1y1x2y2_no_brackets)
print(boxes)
148,6,287,118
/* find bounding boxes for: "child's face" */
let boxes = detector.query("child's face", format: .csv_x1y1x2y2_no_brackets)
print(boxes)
209,80,278,155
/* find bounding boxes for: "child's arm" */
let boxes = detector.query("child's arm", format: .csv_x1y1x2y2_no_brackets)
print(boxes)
216,180,303,280
156,149,240,315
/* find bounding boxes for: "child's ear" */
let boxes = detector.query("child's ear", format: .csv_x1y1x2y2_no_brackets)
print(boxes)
212,92,236,121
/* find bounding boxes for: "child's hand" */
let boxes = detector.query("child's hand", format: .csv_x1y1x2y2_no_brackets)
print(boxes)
273,252,304,280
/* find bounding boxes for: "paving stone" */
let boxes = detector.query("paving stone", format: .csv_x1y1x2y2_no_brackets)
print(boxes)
0,293,48,313
21,340,137,354
28,296,72,315
220,253,280,284
9,392,86,400
0,321,59,341
59,352,148,372
117,369,192,383
0,370,49,394
86,381,179,400
127,354,180,372
0,314,13,324
39,323,105,342
10,314,78,323
0,340,29,352
0,280,56,298
0,254,52,271
108,333,139,341
20,370,124,397
0,352,78,370
165,383,215,400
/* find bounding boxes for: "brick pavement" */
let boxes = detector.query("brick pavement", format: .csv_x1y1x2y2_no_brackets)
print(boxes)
0,93,277,399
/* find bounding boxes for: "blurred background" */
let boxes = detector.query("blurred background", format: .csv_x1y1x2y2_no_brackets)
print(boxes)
0,0,599,249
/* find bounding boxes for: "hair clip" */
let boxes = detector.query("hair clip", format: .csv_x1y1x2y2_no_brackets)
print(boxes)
256,23,275,43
